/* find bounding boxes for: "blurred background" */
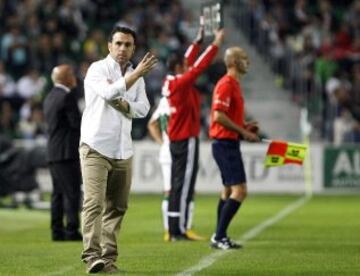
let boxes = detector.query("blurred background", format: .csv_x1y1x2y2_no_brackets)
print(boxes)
0,0,359,208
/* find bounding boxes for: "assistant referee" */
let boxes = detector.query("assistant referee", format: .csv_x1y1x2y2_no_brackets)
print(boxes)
209,46,260,250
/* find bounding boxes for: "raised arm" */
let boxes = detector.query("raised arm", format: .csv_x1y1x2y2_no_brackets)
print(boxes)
125,52,158,90
180,29,225,85
184,25,204,66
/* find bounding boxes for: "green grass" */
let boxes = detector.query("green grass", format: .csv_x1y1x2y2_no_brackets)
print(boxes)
0,194,359,275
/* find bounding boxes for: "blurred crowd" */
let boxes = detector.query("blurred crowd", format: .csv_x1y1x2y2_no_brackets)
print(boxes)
2,0,359,145
0,0,224,143
238,0,360,143
0,0,224,206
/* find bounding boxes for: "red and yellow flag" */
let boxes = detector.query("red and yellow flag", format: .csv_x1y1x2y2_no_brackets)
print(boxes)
264,140,307,167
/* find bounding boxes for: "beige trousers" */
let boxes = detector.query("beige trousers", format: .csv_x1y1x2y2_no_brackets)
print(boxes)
79,144,132,264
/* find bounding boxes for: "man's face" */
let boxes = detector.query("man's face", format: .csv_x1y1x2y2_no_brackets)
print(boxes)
108,32,135,65
235,51,250,74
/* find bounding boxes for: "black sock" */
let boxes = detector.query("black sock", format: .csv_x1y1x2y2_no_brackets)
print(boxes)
215,198,241,240
216,198,226,229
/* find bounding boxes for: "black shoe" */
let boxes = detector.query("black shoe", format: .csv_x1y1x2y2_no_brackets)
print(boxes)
52,229,65,241
65,232,83,241
210,234,242,250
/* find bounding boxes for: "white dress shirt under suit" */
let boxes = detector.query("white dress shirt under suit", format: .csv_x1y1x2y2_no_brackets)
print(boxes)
80,54,150,159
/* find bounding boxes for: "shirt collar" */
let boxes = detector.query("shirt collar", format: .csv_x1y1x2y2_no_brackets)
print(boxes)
106,54,133,74
54,83,71,93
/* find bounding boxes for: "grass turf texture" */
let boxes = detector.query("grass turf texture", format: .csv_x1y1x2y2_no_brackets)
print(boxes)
0,194,359,275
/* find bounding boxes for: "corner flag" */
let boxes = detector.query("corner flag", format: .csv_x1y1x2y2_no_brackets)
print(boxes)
264,140,307,167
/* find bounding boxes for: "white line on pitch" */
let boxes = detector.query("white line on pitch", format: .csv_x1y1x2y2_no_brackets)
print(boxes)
177,195,311,276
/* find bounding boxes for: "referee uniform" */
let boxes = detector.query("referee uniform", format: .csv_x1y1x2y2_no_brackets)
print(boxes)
210,75,247,185
209,70,256,249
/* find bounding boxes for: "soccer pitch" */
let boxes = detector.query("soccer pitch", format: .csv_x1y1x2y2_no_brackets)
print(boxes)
0,194,359,275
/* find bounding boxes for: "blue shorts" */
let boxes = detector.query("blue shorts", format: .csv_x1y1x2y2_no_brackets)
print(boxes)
212,139,246,186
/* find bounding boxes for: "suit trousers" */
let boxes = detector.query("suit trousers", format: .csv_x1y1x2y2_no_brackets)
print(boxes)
49,160,81,239
79,144,132,264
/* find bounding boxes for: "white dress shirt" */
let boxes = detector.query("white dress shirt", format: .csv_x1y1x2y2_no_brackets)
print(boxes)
80,54,150,159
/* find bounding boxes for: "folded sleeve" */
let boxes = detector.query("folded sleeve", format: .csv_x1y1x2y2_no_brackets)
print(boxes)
127,78,150,118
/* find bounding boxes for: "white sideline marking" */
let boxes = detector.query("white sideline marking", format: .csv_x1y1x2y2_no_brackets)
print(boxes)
177,195,310,276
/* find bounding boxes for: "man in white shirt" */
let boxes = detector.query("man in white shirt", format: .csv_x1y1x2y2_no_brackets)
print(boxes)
79,26,157,274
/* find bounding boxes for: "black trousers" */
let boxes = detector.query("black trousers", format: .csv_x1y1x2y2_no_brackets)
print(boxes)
49,160,81,239
168,137,199,235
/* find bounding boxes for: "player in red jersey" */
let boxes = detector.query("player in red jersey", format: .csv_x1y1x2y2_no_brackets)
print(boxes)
209,46,260,249
162,27,225,241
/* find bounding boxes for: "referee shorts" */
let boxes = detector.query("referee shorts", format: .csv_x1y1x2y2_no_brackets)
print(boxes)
212,139,246,186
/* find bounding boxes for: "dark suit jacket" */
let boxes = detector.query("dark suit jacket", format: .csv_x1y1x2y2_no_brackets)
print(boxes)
43,86,81,162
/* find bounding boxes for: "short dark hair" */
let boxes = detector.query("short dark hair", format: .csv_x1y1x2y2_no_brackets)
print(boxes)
108,26,137,44
166,52,184,73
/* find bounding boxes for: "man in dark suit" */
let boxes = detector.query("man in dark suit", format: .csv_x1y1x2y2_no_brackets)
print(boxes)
43,64,82,241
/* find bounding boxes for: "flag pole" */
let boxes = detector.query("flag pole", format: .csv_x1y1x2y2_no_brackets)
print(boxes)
300,108,313,198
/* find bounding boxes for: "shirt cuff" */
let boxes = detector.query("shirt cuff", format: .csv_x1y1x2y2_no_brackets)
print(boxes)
126,101,134,118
